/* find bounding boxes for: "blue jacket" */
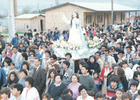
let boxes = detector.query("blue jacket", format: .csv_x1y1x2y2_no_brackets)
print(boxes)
0,68,6,89
12,37,20,46
54,34,60,41
35,53,42,58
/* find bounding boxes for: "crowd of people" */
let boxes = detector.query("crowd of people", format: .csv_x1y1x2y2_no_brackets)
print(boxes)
0,19,140,100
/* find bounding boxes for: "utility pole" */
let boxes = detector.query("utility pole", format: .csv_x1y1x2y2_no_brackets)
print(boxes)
37,3,39,14
111,0,113,25
8,0,15,41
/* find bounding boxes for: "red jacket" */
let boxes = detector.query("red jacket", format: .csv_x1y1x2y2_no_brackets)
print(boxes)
100,67,112,84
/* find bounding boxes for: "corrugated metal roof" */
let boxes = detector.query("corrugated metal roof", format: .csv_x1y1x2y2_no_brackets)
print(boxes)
42,2,140,12
15,14,45,19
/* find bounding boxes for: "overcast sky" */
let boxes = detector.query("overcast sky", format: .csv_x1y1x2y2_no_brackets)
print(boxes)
0,0,140,16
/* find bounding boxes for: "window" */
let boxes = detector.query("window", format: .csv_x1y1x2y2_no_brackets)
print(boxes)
86,15,91,23
97,15,102,23
114,14,116,21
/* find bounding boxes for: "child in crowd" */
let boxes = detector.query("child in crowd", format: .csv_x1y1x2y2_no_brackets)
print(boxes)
93,72,103,90
111,88,123,100
42,93,49,100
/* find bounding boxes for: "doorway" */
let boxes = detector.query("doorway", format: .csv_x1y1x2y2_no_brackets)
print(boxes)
40,20,43,31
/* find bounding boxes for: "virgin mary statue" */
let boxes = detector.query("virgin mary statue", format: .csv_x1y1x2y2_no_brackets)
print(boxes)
62,11,87,48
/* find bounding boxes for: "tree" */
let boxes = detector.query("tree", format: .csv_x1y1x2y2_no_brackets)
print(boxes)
21,5,31,14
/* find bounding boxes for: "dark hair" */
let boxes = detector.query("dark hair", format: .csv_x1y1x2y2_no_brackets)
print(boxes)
126,46,132,51
50,54,57,60
118,50,124,54
21,61,30,70
34,29,37,32
101,45,107,48
110,77,119,84
20,69,28,76
89,55,96,62
13,46,18,49
78,85,87,93
116,88,124,93
7,71,19,84
13,83,23,94
112,64,118,69
22,53,28,60
82,63,89,70
63,60,70,68
55,74,63,80
0,87,10,98
42,93,49,99
15,33,18,37
133,71,140,79
95,51,101,56
111,37,117,42
25,77,34,87
62,89,73,95
130,81,139,87
61,94,73,100
95,92,104,99
48,69,57,78
34,57,41,62
71,73,79,81
4,59,11,66
138,90,140,95
45,50,51,56
129,60,134,65
105,49,109,53
87,91,95,97
65,53,72,58
30,53,35,57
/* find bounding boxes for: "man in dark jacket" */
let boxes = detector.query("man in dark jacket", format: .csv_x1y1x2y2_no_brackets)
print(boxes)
32,57,46,98
47,29,52,40
28,29,33,38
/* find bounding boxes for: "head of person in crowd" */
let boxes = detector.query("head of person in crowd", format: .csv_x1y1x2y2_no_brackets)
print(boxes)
111,37,117,44
133,71,140,80
12,83,23,98
55,74,63,84
61,89,73,97
48,68,57,80
28,29,32,33
71,73,79,84
25,46,30,53
9,83,16,97
34,57,41,67
78,60,86,71
121,60,127,69
21,53,28,61
117,67,125,79
114,88,124,100
129,60,134,69
63,60,70,71
87,91,95,99
4,59,10,67
0,87,11,100
45,50,51,58
78,85,88,99
104,38,110,44
95,51,101,60
81,63,89,76
13,46,19,54
34,47,39,54
29,53,35,62
52,63,60,73
19,69,27,80
2,50,7,58
136,66,140,72
7,71,19,85
130,81,138,93
15,33,18,39
50,54,57,64
21,61,30,71
104,49,109,57
89,55,96,63
104,61,110,69
122,92,132,100
19,43,24,49
100,45,107,52
61,94,73,100
116,42,122,49
25,77,34,88
126,46,132,54
65,53,72,60
137,90,140,99
42,93,49,100
10,62,16,70
95,92,104,100
110,77,119,89
112,64,118,74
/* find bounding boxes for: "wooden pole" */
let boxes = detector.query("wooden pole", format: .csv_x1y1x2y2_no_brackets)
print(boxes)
111,0,114,25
